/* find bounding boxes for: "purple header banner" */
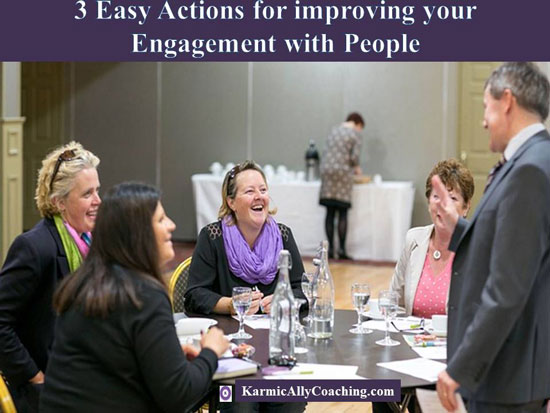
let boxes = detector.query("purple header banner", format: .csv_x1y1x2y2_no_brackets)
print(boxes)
1,0,549,61
233,379,401,402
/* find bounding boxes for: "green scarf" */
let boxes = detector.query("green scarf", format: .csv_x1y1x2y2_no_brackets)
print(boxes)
53,214,83,272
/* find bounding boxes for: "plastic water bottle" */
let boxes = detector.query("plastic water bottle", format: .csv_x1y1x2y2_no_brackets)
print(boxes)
308,240,335,339
269,250,296,365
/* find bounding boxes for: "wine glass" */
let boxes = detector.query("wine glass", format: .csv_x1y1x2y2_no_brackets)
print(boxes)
230,287,252,340
349,283,372,334
301,272,314,325
293,298,308,354
375,290,400,346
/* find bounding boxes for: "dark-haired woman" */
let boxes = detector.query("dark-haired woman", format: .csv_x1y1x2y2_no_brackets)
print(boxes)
40,183,229,413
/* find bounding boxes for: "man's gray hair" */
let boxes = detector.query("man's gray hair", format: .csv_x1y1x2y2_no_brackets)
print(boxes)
485,62,550,121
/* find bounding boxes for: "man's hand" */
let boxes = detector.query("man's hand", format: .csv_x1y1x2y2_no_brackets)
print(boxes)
437,370,460,412
431,175,459,244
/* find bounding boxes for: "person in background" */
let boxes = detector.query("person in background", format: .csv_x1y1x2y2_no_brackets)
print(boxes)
435,62,550,412
185,161,306,413
40,182,229,413
0,141,100,412
319,112,364,259
390,159,474,318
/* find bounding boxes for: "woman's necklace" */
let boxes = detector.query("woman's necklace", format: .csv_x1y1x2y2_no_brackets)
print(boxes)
431,237,445,261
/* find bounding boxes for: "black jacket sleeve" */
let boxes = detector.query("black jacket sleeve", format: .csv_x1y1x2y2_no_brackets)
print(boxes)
132,286,218,413
184,228,223,314
0,235,42,384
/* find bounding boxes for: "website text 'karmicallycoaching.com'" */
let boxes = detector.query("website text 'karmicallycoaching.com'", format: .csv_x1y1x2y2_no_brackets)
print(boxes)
219,379,401,403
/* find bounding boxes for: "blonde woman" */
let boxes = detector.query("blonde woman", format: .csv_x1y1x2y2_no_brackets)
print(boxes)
0,142,100,412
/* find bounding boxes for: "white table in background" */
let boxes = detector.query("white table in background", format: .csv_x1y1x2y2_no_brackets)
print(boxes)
191,174,414,262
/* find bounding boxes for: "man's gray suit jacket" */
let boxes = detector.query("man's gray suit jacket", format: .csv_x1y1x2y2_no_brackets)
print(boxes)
447,130,550,404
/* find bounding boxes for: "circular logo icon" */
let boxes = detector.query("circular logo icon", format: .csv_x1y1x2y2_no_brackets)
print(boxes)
219,385,233,402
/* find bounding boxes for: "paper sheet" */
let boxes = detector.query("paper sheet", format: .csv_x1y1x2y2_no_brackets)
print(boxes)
363,317,431,333
416,388,467,413
402,335,447,360
410,346,447,360
232,314,271,329
263,363,365,380
244,314,271,329
377,358,446,382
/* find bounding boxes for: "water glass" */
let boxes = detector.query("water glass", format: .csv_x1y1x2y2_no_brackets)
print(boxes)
349,283,372,334
375,290,400,346
230,287,252,340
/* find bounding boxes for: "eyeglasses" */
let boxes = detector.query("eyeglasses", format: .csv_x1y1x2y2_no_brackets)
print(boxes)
49,149,79,192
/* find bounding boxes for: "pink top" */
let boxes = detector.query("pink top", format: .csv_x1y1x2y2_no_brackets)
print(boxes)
412,253,454,318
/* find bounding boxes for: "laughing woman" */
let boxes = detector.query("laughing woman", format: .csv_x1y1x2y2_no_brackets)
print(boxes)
185,160,306,316
0,142,100,412
185,160,306,413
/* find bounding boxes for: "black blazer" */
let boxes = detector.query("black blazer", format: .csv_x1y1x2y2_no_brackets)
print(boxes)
447,131,550,404
40,268,218,413
0,218,69,387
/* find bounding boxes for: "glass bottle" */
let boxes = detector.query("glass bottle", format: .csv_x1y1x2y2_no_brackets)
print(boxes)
305,140,320,181
308,240,335,339
269,250,296,365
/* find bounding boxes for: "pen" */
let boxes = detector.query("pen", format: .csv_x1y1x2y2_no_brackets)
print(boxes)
254,286,266,313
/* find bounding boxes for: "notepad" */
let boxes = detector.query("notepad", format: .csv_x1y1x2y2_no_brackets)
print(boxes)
213,358,259,380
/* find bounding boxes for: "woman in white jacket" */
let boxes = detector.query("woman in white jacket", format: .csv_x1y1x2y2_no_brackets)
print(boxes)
390,159,474,318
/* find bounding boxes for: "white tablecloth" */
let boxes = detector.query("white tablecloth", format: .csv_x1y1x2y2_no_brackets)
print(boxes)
192,174,415,261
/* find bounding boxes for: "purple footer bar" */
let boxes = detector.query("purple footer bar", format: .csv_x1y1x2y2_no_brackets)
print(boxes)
234,379,401,402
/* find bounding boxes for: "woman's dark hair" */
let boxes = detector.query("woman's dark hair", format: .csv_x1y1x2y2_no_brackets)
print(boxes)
346,112,365,127
54,182,163,317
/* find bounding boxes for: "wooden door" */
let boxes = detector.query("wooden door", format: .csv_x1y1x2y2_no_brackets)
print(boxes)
21,63,67,230
458,62,501,214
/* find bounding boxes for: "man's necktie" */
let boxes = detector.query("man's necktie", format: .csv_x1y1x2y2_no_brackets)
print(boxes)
484,156,506,193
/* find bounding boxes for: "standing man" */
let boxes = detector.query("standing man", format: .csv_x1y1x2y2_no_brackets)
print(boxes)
434,62,550,412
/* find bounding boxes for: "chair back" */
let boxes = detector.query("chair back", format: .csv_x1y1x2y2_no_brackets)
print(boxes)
0,373,16,413
169,257,192,313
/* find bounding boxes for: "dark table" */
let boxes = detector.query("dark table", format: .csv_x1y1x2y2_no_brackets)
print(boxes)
209,309,436,389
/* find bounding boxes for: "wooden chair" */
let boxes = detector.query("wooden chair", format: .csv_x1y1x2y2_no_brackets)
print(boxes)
0,373,16,413
168,257,192,313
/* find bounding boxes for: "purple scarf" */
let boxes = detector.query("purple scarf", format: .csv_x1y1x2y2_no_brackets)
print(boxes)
221,216,283,285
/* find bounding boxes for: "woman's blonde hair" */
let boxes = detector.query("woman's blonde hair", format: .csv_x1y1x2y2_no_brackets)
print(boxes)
35,141,100,218
218,160,276,225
